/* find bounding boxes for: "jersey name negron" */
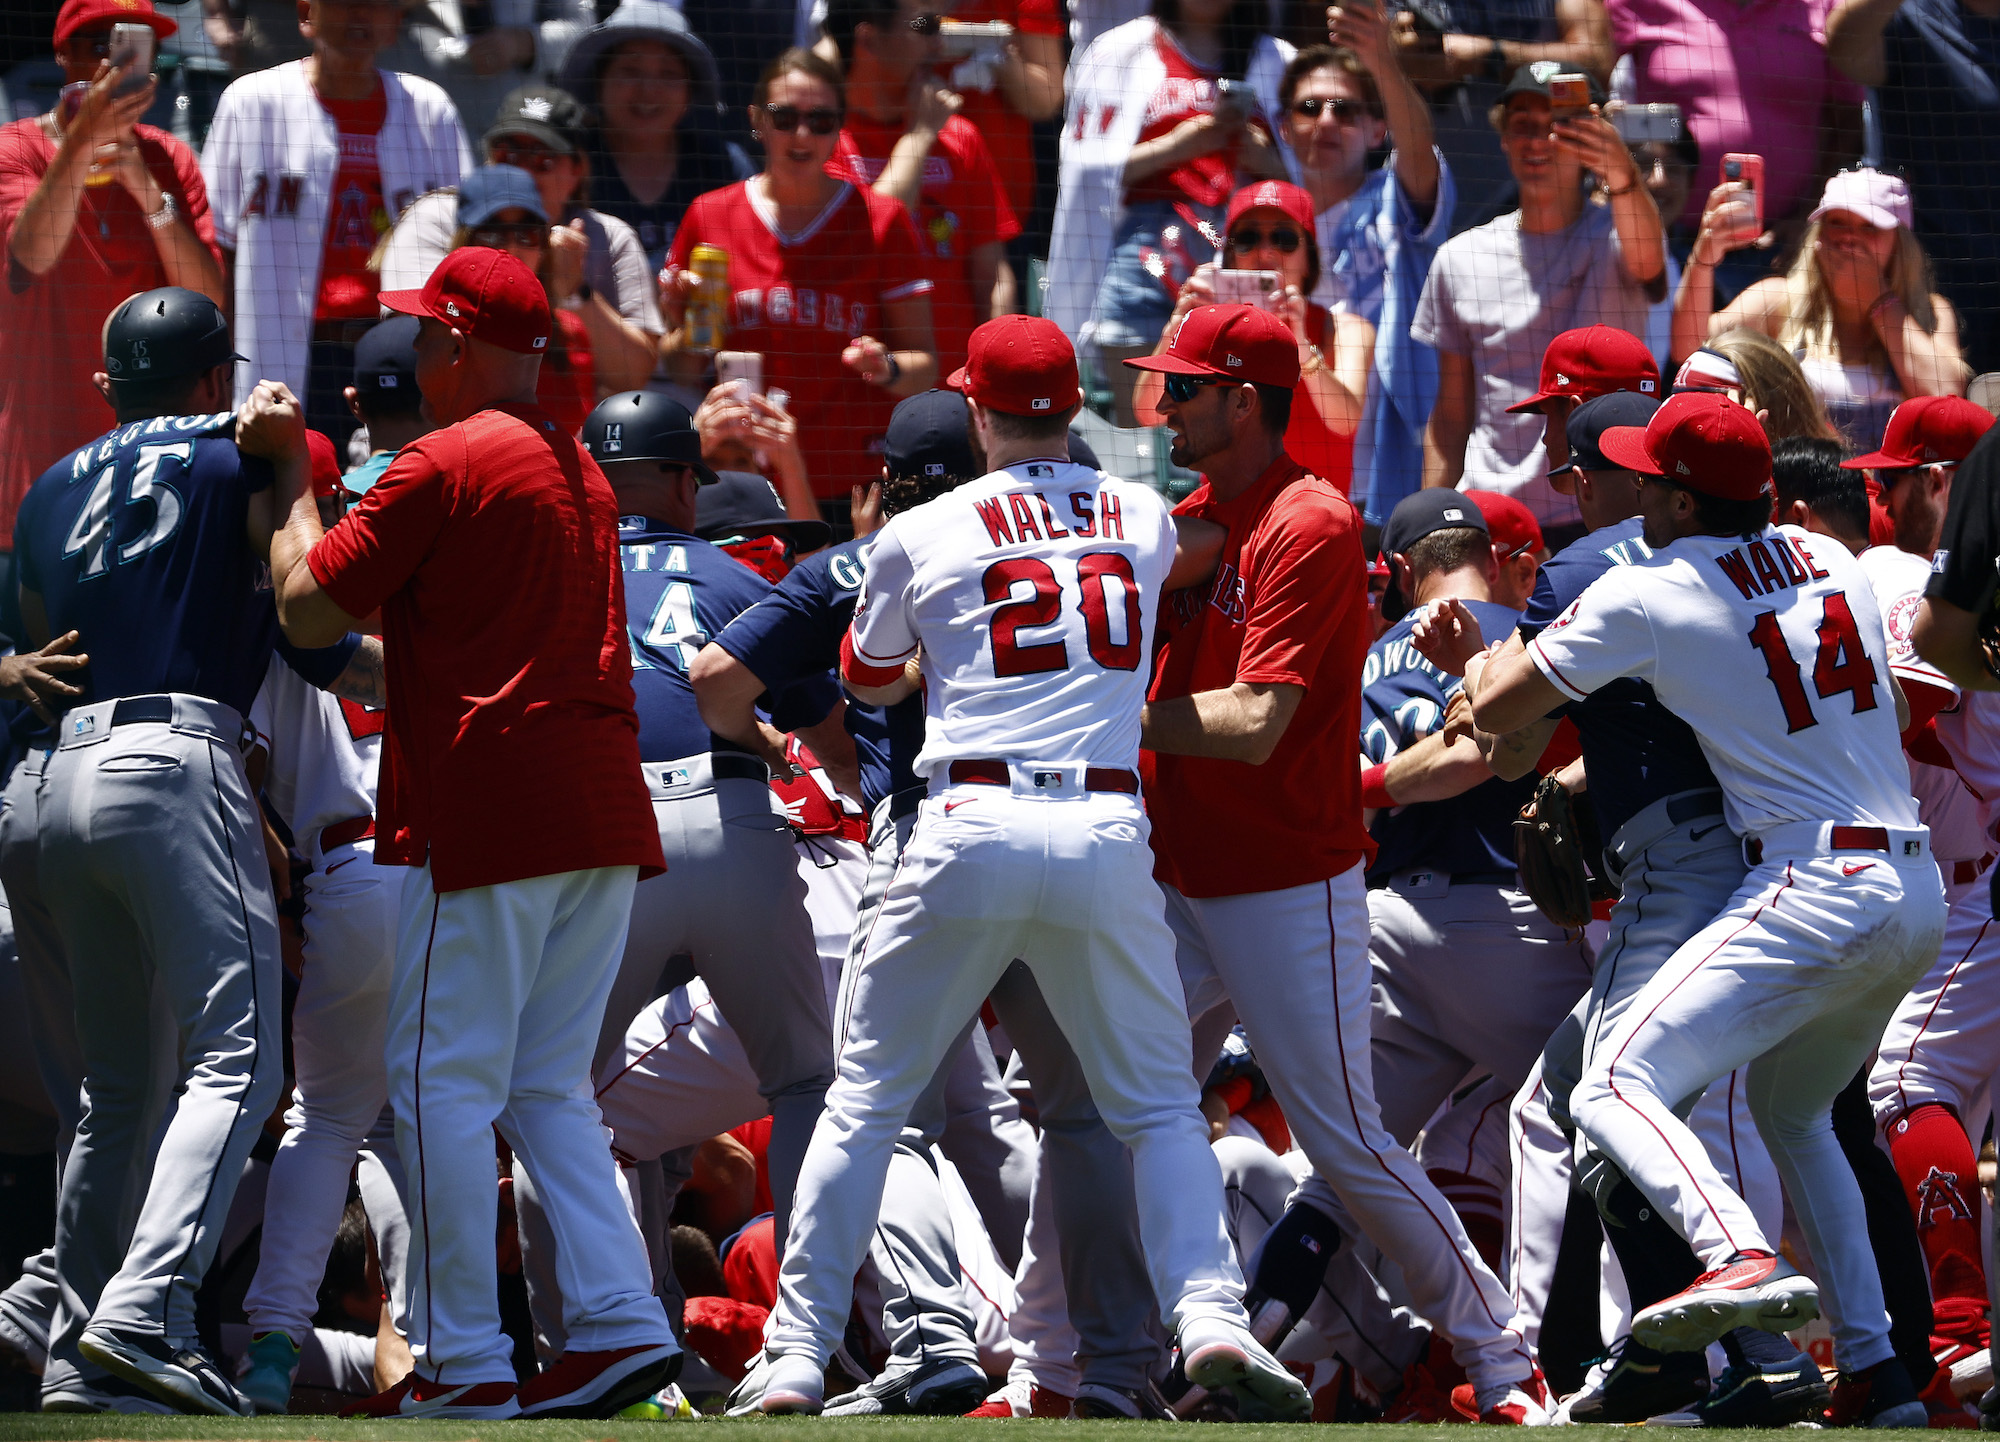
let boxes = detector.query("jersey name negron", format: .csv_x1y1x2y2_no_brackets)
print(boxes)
1712,532,1832,600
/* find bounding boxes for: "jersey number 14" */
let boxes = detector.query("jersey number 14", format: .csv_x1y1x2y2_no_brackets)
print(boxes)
1747,592,1880,734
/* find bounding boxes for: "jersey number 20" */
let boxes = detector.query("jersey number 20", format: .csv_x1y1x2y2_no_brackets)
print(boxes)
1747,593,1879,734
984,554,1141,677
63,443,190,578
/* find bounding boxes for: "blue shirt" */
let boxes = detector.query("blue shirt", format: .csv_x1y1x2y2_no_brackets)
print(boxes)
714,536,923,810
14,412,279,716
1519,516,1718,838
1362,598,1532,880
619,516,835,764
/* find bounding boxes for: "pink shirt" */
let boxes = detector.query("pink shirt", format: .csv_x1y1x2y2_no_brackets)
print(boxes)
1608,0,1863,229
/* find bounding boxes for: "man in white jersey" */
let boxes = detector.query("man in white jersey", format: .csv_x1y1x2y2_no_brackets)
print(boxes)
1416,391,1947,1426
739,316,1306,1420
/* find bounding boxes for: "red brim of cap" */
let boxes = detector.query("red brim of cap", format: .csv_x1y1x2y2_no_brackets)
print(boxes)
58,9,178,43
1596,425,1660,475
1123,352,1228,378
944,365,968,392
378,288,433,322
1840,447,1917,470
1504,388,1566,415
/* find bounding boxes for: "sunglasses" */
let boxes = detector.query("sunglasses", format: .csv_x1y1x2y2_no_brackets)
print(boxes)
1229,226,1302,252
1291,96,1370,122
471,222,548,247
1163,373,1232,403
762,103,842,136
492,145,568,174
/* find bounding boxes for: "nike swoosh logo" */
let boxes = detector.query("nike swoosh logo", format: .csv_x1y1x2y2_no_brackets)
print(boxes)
1843,861,1875,876
943,799,973,813
401,1384,488,1415
325,857,358,874
1689,824,1724,841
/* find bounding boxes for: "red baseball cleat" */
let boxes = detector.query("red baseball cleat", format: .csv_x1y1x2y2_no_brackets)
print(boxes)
517,1342,682,1418
965,1379,1074,1417
338,1373,520,1419
1632,1250,1818,1353
1450,1366,1551,1425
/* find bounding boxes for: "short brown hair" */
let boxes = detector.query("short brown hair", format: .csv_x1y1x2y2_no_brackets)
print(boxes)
1279,43,1382,115
753,47,845,115
1404,525,1490,581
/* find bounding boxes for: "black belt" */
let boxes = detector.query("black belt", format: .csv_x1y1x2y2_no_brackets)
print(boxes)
711,752,768,784
887,785,926,823
111,696,174,727
1368,867,1517,890
1666,790,1725,826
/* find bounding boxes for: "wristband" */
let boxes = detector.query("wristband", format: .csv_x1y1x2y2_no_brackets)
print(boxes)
879,352,902,387
1484,38,1505,83
1361,761,1395,810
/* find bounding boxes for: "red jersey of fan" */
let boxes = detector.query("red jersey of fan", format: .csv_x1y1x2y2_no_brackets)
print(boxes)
314,89,388,321
1284,302,1354,494
1125,30,1260,210
0,118,217,547
939,0,1063,218
1143,455,1374,898
538,306,596,436
833,113,1019,379
307,402,663,891
668,180,932,500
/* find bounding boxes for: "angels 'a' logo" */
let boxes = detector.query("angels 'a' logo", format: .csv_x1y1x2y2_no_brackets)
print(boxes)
1916,1166,1974,1229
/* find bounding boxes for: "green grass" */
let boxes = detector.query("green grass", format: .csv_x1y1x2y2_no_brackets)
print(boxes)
0,1420,1944,1440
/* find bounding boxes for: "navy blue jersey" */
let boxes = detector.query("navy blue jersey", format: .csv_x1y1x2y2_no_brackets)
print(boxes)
1519,516,1719,838
14,413,278,716
1363,598,1532,881
714,536,922,811
620,517,836,763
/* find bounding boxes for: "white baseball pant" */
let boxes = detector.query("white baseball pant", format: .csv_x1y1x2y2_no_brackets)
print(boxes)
1870,873,2000,1126
1572,828,1946,1370
1167,866,1535,1394
387,861,670,1384
770,779,1249,1366
245,838,403,1344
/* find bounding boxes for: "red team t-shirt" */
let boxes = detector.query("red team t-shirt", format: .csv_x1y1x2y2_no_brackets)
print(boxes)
933,0,1063,220
667,180,932,500
1125,31,1259,209
0,119,218,545
1286,302,1354,494
833,114,1019,379
315,89,388,321
539,306,596,436
307,402,664,891
1144,455,1375,898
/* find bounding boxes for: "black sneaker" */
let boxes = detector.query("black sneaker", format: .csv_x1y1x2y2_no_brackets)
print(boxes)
78,1327,249,1417
821,1357,986,1416
1564,1335,1710,1423
1979,1383,2000,1431
1646,1350,1830,1427
1072,1379,1174,1419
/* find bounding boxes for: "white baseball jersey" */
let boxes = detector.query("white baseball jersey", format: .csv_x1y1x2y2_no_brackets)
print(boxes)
848,459,1176,777
1937,690,2000,845
1530,523,1919,838
1859,544,1985,863
249,652,382,846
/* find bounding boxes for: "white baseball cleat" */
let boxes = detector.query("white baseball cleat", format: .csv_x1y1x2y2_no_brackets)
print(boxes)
760,1352,826,1415
1178,1316,1312,1420
1632,1251,1819,1354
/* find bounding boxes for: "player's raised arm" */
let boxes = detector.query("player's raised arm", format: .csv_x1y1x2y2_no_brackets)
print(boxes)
238,381,362,648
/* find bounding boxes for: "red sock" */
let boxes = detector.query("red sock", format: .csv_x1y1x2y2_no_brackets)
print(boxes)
1886,1102,1988,1308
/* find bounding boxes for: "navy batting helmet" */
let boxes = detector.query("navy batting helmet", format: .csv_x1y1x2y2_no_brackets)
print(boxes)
103,287,242,386
582,391,718,484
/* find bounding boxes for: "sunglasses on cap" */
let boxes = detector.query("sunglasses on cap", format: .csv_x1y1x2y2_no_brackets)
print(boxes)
1291,96,1370,122
471,222,548,248
1163,373,1234,403
491,145,566,174
761,102,841,136
1230,226,1302,253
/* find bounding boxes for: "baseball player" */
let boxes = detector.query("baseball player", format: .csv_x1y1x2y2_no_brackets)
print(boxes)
1459,390,1815,1427
12,287,284,1416
1500,324,1661,546
1126,304,1545,1424
1434,391,1945,1427
1359,488,1593,1149
262,248,676,1420
696,389,1168,1418
735,314,1305,1419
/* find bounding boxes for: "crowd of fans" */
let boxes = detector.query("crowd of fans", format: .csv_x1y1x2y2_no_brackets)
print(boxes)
2,0,1996,550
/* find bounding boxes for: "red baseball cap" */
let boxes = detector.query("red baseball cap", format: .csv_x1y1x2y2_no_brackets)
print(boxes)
1466,489,1544,559
55,0,176,46
1225,180,1315,238
1599,391,1772,501
1124,304,1301,388
1842,394,1996,470
380,247,551,356
306,428,343,501
1506,325,1660,414
946,315,1081,417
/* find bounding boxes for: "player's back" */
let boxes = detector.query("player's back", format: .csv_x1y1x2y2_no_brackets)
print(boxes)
16,412,276,715
1547,523,1916,835
859,460,1175,776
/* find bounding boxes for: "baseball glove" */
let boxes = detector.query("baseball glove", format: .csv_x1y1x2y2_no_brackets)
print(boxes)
1514,775,1618,929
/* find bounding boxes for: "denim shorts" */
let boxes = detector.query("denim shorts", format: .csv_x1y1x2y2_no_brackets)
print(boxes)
1087,198,1222,350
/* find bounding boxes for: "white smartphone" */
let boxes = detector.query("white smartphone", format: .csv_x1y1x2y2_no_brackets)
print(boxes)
715,351,763,397
1212,268,1281,310
108,22,156,96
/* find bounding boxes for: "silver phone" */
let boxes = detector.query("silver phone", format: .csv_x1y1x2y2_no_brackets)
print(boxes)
108,23,156,97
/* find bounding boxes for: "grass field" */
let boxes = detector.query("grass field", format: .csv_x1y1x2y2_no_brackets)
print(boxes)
0,1420,1946,1441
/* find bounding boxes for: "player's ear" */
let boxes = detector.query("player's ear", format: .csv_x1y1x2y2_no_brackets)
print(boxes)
345,386,367,425
297,0,314,41
93,371,115,408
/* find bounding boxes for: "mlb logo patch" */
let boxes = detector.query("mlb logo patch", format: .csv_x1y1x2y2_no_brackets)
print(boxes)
1031,397,1051,410
1905,840,1923,856
665,767,691,787
1028,463,1053,478
73,714,94,737
1033,771,1064,788
1641,379,1657,393
603,423,623,454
